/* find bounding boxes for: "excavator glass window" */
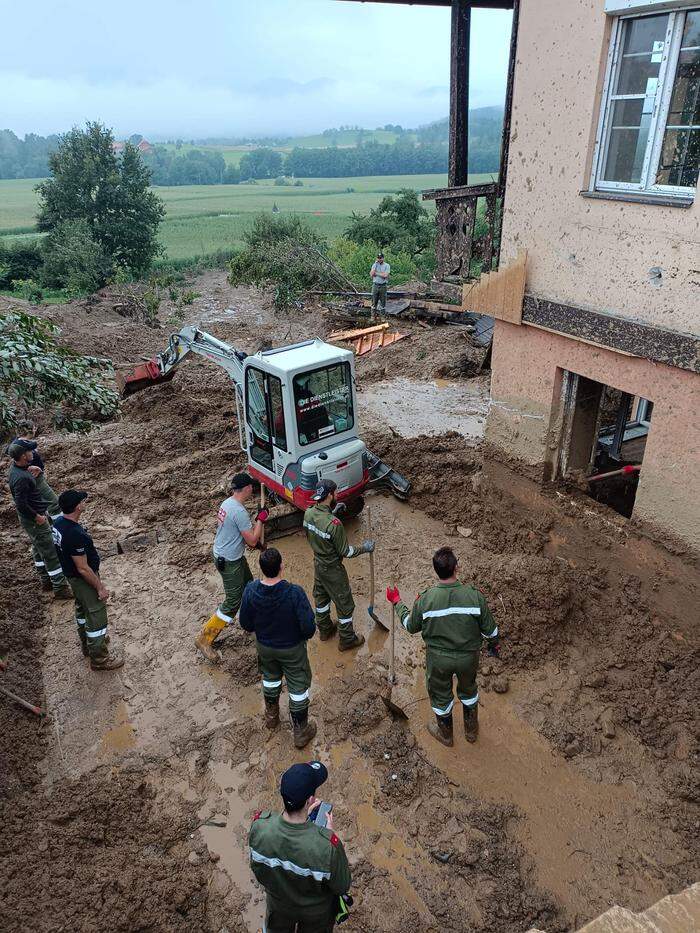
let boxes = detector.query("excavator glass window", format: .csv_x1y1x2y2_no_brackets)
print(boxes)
293,362,354,446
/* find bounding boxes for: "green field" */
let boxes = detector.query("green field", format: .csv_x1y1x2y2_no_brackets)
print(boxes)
0,172,495,261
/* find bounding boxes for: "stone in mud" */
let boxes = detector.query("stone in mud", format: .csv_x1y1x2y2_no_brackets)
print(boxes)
492,676,509,694
599,709,616,738
457,526,473,538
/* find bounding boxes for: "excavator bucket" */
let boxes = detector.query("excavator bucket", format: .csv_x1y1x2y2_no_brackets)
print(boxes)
116,360,175,398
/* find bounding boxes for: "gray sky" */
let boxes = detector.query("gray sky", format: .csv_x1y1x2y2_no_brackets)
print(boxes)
1,0,512,140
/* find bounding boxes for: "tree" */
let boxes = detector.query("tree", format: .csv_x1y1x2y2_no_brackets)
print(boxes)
0,309,119,433
239,148,284,180
345,189,434,257
36,122,165,276
41,219,110,295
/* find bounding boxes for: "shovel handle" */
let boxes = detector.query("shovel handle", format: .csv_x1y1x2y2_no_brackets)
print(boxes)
390,577,396,685
260,484,266,548
0,684,44,717
367,507,375,608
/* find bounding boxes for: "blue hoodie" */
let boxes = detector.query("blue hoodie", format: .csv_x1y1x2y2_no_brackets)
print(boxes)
239,579,316,648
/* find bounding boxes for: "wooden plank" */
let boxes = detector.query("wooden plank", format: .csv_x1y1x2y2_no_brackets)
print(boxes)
461,250,527,323
423,182,498,201
329,323,389,341
449,0,470,188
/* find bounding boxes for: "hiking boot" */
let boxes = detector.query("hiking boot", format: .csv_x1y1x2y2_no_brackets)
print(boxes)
292,713,317,749
53,585,73,601
427,714,454,748
194,633,218,663
338,633,365,652
264,699,280,730
318,623,338,642
90,652,124,671
463,705,479,743
81,633,109,658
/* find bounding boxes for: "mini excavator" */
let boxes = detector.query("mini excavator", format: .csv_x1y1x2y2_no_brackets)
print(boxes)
118,327,410,532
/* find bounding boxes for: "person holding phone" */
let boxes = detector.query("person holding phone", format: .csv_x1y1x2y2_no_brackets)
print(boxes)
249,761,352,931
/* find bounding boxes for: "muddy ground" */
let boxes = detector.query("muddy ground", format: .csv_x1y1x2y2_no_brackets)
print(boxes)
1,270,698,932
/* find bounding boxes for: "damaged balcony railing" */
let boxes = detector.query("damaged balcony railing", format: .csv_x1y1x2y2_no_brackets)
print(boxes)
423,182,502,283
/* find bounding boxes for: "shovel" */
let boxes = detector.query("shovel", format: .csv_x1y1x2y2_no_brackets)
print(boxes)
380,581,410,720
366,506,388,631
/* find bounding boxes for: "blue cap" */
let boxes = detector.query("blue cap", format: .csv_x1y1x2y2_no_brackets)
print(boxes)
280,761,328,810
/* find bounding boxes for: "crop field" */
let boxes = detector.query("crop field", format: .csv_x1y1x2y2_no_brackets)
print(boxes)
0,172,494,260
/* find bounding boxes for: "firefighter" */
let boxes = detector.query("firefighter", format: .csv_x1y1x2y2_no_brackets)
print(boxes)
303,479,374,651
6,439,71,598
249,761,352,932
386,546,500,747
239,547,317,748
195,472,268,662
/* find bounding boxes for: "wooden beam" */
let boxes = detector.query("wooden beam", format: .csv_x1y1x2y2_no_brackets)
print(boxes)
449,0,470,187
423,182,498,200
335,2,514,8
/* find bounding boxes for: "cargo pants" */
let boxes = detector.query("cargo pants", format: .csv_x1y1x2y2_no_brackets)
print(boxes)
18,511,67,592
201,553,254,644
313,560,358,648
67,574,109,661
257,641,312,714
34,472,61,518
425,648,479,717
265,897,336,932
371,282,387,313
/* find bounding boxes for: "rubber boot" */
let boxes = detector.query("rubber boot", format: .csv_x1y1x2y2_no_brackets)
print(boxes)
78,631,89,658
194,613,224,662
338,627,365,652
427,713,454,748
264,698,280,730
463,704,479,743
53,584,73,601
318,622,338,642
291,710,317,749
90,651,124,671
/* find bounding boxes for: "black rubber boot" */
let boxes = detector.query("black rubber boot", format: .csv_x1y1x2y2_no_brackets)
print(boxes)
264,698,280,730
463,704,479,743
427,713,454,747
318,622,338,642
291,710,317,749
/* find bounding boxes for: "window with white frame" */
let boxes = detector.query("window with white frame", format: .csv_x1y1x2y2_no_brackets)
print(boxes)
593,7,700,198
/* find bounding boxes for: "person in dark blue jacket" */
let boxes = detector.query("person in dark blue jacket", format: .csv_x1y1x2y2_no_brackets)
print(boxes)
240,547,317,749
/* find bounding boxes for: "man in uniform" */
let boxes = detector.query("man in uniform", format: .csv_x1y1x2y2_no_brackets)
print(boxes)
52,490,124,670
195,472,268,662
249,761,352,932
303,479,374,652
11,432,60,518
386,545,499,747
239,547,317,748
7,439,71,598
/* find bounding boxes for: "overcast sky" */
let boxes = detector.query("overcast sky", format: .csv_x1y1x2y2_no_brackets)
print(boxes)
1,0,512,140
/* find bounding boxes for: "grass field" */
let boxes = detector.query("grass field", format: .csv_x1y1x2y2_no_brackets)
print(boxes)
0,172,495,261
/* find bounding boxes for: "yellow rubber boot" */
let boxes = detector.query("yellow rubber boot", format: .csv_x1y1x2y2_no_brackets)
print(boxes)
194,614,225,662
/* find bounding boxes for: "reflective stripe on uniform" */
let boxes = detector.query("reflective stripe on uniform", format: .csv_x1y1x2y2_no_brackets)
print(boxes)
76,618,86,627
34,561,45,568
346,545,355,558
262,678,283,689
486,626,498,638
400,611,410,630
216,608,233,623
338,616,353,625
422,607,480,620
250,848,330,881
86,627,108,639
47,567,64,577
459,693,479,707
315,603,331,613
288,689,310,703
432,699,454,716
303,521,331,540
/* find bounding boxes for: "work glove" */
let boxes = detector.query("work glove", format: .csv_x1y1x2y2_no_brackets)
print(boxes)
256,509,269,524
386,586,401,605
487,641,501,658
359,539,375,554
332,502,347,517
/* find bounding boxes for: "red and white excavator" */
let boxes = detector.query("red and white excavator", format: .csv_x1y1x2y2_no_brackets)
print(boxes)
118,326,410,528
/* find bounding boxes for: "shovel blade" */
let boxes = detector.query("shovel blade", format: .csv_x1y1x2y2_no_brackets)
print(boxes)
380,683,409,720
368,606,389,631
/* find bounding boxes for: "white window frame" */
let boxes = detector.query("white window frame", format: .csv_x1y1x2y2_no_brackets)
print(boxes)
591,6,699,199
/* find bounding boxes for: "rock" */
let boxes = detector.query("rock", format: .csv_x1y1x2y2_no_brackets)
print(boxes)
599,708,616,738
584,672,607,688
187,851,201,866
457,526,473,538
563,738,582,759
492,676,509,694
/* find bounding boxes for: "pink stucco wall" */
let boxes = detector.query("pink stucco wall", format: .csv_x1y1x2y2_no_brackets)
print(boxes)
489,320,700,549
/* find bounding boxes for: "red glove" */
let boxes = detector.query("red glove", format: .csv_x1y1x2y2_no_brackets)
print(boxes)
622,464,639,475
386,586,401,605
256,509,269,524
487,641,501,658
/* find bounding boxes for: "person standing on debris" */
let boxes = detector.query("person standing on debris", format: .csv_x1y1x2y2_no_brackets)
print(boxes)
6,439,71,599
195,472,268,662
386,546,499,747
239,547,317,748
370,252,390,314
11,432,60,518
303,479,373,652
52,490,124,670
249,761,352,932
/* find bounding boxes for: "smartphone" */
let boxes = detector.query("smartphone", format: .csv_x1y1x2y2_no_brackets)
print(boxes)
309,801,333,828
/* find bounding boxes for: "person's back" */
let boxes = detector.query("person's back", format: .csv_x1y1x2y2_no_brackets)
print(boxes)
240,577,315,648
410,580,493,655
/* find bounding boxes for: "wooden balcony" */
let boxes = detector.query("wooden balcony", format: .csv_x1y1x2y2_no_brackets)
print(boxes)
423,182,502,283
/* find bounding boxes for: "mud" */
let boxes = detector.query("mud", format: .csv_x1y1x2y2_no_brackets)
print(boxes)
1,269,698,932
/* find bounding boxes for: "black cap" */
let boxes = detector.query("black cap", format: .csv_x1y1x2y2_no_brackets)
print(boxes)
230,472,254,491
377,252,384,259
312,479,337,502
58,490,88,513
7,438,37,459
280,761,328,811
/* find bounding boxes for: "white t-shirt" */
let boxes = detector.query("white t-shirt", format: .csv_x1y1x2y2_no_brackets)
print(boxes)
213,496,252,560
371,261,390,285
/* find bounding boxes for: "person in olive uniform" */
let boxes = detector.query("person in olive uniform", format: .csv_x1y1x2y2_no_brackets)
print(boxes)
239,547,317,748
303,479,374,652
387,546,499,747
52,490,124,670
7,438,70,598
249,761,352,932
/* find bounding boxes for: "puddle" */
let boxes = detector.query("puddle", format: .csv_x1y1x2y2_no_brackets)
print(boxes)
99,701,136,756
359,377,487,439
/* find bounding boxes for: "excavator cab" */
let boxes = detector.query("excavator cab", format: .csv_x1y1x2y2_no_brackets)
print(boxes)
241,339,368,509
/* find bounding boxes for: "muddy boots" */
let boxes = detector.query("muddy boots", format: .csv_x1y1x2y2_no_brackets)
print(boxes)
195,613,225,662
264,698,280,730
318,622,338,642
91,652,124,671
463,705,479,743
54,584,73,601
337,620,365,652
427,713,454,748
291,710,317,749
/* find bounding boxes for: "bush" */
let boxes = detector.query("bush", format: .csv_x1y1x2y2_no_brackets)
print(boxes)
10,278,44,302
328,239,416,289
41,219,111,295
0,239,44,289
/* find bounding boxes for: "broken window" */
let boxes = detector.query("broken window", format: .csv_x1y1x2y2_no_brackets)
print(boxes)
593,8,700,198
